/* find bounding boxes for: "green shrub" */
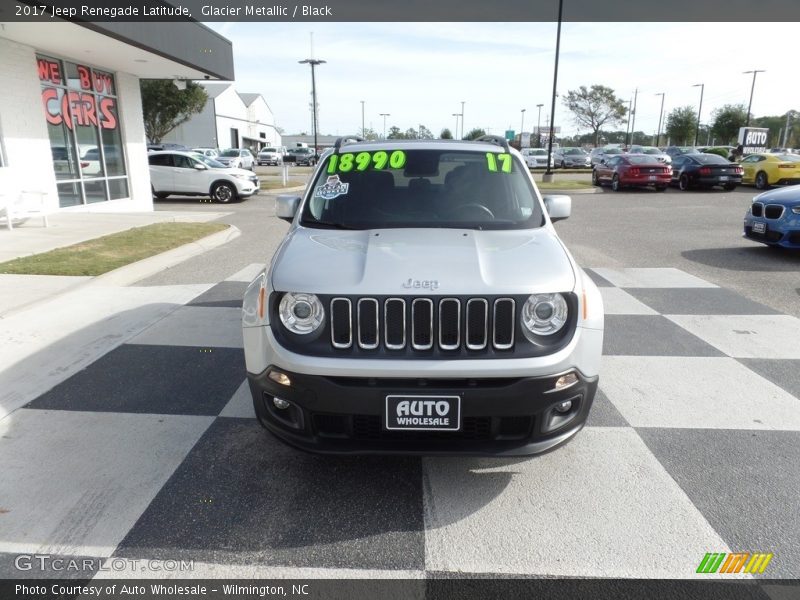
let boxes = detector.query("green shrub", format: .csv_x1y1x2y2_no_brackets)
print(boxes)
703,147,731,159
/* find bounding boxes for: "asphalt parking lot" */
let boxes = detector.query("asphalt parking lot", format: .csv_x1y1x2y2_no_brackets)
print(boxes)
1,184,799,582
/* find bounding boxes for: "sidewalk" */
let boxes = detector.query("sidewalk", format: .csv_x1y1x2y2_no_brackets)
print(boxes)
0,210,233,316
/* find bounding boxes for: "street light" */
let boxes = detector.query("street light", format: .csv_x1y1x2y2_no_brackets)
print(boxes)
692,83,704,147
536,103,544,147
461,101,465,139
544,0,563,179
520,108,526,146
360,100,365,137
743,69,765,127
298,58,326,157
654,92,665,147
452,113,461,138
379,113,390,139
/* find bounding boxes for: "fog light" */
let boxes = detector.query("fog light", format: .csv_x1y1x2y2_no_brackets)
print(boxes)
273,397,291,410
268,370,291,386
554,372,578,390
555,400,572,414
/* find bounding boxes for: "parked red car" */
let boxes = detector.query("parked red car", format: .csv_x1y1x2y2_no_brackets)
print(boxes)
592,154,672,191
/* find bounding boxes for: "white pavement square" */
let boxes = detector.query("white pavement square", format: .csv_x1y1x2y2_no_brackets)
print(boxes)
0,409,212,558
599,287,659,315
600,356,800,430
128,306,244,348
591,268,718,289
225,263,265,283
667,314,800,359
219,380,257,419
423,428,731,578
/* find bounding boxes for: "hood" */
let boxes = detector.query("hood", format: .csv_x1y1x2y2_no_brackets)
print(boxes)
755,185,800,205
226,167,255,177
217,156,238,163
271,227,576,296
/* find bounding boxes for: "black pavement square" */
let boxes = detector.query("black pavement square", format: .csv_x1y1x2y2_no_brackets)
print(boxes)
585,269,614,288
187,281,248,308
27,344,245,416
603,315,725,356
586,389,629,427
114,418,425,570
638,428,800,578
624,288,779,316
738,359,800,401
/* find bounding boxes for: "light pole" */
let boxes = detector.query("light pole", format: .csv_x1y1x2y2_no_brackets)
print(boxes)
460,101,465,139
452,113,461,138
360,100,365,137
543,0,563,180
536,103,544,147
743,69,765,127
298,58,325,157
629,88,638,145
379,113,390,139
520,108,526,147
654,92,665,147
624,98,632,147
692,83,704,147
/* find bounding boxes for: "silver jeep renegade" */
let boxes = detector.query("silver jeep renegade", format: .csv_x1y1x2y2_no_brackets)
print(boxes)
242,136,604,455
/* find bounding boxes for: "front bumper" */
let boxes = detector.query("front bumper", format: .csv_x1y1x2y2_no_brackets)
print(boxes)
248,367,598,456
743,217,800,248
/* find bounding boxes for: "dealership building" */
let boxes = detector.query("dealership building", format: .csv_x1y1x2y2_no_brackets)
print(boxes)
0,17,234,212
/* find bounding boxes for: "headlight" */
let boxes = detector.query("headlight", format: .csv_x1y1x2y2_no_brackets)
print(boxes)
279,292,325,334
232,173,250,180
792,205,800,215
522,293,568,336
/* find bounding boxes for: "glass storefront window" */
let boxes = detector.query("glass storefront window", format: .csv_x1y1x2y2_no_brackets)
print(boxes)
37,54,128,207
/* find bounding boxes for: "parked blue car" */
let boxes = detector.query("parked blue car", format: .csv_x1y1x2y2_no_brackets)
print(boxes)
743,185,800,249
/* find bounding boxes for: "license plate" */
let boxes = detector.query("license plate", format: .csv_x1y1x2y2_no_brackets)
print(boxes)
719,176,729,181
753,221,766,234
385,395,461,431
649,175,657,181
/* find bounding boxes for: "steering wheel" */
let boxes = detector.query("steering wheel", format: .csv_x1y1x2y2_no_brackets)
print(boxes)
453,203,495,220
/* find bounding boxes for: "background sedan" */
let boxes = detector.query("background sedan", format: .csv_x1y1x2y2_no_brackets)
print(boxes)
554,147,591,168
521,148,553,169
670,153,742,191
592,154,671,191
628,145,672,165
739,153,800,190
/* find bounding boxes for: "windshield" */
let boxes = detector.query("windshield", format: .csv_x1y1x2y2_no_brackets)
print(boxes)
693,154,729,165
529,150,547,156
777,154,800,162
262,148,277,152
640,147,661,154
219,149,239,157
195,155,227,168
604,148,623,155
565,148,584,155
300,149,544,231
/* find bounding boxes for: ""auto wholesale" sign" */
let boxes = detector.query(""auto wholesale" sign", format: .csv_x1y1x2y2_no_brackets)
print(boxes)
737,127,769,155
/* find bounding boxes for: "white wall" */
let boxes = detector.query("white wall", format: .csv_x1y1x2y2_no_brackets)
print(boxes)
0,37,58,212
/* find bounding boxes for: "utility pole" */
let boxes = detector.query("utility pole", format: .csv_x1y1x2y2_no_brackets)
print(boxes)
629,88,638,146
460,101,465,139
520,108,526,147
543,0,563,180
624,98,632,148
743,69,765,127
782,111,795,148
299,57,326,158
692,83,704,147
654,92,665,147
360,100,365,137
452,113,460,138
379,113,390,139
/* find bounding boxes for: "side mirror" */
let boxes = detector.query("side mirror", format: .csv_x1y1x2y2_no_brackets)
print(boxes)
543,194,571,223
194,163,207,170
599,159,606,165
276,194,302,222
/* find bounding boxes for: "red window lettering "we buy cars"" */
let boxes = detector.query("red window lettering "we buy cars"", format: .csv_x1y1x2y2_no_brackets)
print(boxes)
38,58,117,130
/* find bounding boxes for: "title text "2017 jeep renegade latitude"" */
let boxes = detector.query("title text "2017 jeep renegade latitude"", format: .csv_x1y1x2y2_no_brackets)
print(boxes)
242,137,604,455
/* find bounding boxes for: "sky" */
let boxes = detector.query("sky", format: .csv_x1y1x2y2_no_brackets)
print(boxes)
205,22,800,139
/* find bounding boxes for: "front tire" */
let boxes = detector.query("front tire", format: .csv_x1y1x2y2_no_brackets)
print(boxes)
211,182,237,204
591,169,599,186
755,171,769,190
561,160,566,169
679,174,690,191
611,174,622,191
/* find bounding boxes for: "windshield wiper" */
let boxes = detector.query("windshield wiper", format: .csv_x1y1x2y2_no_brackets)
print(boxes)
302,220,363,230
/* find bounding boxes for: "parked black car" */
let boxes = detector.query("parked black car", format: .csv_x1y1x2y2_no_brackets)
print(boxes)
284,147,318,166
664,146,701,159
670,153,743,191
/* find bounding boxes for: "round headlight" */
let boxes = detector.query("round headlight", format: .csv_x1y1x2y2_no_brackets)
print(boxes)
522,293,568,336
279,292,324,334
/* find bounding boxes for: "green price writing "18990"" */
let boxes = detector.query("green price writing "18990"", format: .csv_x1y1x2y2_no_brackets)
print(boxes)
328,150,407,173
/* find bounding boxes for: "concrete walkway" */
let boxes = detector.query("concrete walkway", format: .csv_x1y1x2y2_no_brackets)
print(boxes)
0,210,232,316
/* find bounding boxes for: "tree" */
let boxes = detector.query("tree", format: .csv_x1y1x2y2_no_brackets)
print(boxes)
752,111,800,147
710,104,748,145
418,125,434,139
665,106,699,146
463,128,486,140
440,128,453,139
387,126,404,139
359,127,379,141
140,80,208,143
562,85,627,145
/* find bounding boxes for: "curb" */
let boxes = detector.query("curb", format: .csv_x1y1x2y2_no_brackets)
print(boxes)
539,187,601,195
261,185,306,194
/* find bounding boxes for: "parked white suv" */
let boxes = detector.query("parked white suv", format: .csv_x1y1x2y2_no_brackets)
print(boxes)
216,148,255,170
149,151,259,203
258,147,285,166
241,137,604,455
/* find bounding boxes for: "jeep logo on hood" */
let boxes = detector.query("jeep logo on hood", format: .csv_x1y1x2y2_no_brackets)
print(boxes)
402,278,439,290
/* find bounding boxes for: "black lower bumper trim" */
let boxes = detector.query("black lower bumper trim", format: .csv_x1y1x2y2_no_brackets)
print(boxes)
247,367,598,456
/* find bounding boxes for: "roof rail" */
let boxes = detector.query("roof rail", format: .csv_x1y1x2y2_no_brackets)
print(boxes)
475,134,510,152
333,136,365,151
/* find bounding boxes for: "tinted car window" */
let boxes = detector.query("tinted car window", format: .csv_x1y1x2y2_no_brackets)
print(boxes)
628,156,662,164
148,154,172,167
694,154,729,164
302,149,543,230
173,154,195,169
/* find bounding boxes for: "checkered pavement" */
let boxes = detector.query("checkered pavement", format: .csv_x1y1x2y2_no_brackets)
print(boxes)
1,266,799,581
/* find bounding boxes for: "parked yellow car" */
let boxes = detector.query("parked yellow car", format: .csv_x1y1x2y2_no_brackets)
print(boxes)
739,153,800,189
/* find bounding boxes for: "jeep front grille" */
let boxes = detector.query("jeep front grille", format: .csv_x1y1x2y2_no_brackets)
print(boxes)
329,296,516,353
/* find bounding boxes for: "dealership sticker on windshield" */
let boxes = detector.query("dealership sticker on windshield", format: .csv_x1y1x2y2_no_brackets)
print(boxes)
315,175,350,200
328,150,406,174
